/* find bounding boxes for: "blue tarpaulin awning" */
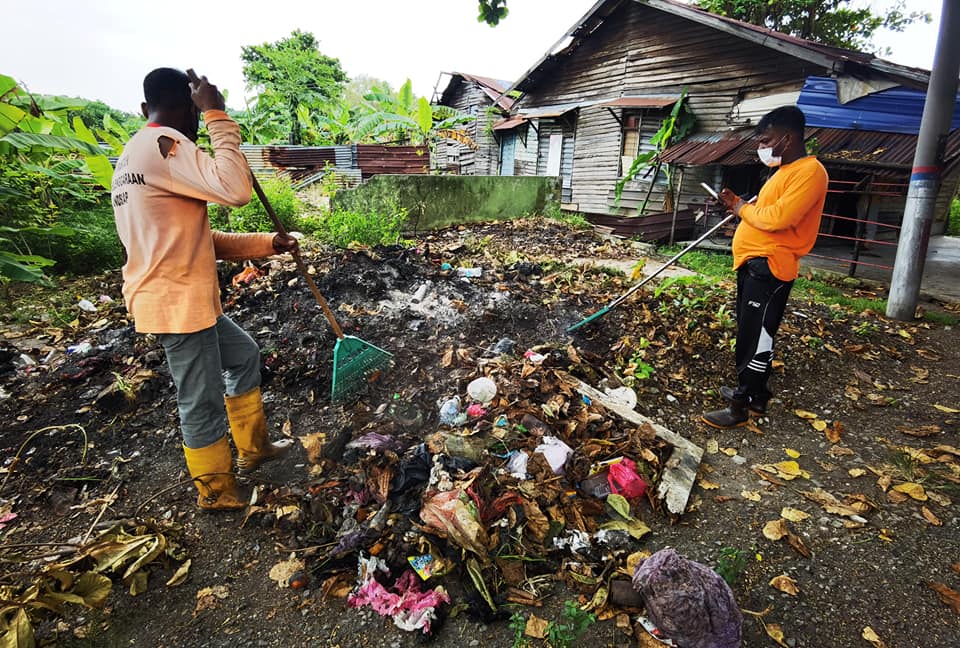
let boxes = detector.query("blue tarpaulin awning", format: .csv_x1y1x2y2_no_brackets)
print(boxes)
798,76,960,136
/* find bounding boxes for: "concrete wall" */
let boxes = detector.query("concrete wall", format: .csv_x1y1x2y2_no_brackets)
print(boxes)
330,174,561,231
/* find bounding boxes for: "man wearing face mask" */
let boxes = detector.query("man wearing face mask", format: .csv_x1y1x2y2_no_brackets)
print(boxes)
702,105,828,429
112,68,296,510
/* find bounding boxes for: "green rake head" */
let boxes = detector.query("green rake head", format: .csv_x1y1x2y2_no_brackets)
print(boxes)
331,335,394,402
566,306,611,333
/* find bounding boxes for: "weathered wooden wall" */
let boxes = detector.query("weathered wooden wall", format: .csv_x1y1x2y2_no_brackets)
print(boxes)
514,0,832,215
434,78,500,176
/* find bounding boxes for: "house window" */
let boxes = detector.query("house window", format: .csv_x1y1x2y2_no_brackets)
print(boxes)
620,113,642,176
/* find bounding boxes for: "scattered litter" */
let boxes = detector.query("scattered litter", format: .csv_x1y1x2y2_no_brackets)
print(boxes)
347,555,450,634
456,267,481,279
534,436,574,474
77,298,97,312
466,376,497,404
604,386,638,410
438,396,467,426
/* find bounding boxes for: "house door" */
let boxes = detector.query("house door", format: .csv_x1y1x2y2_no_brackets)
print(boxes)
500,134,516,176
546,133,563,176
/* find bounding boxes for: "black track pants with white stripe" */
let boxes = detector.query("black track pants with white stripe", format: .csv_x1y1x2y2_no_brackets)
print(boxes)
733,257,794,405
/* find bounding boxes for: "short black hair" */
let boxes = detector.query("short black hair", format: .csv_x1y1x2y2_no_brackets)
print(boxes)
143,68,191,111
756,105,806,137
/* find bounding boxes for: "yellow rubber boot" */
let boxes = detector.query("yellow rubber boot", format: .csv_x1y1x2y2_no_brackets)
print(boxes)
182,437,246,511
225,386,293,473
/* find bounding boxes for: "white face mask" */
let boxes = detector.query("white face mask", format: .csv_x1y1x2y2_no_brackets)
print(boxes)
757,146,781,167
757,134,787,167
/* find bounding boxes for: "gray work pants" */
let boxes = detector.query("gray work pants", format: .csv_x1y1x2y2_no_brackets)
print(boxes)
157,315,261,449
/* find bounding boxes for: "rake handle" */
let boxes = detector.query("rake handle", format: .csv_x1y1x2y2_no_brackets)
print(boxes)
607,212,737,310
250,174,345,340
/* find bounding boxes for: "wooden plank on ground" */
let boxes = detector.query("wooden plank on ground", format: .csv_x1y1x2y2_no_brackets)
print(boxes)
564,374,703,515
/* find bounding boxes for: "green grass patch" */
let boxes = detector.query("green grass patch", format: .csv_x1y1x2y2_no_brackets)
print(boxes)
948,196,960,236
658,245,958,326
542,203,591,230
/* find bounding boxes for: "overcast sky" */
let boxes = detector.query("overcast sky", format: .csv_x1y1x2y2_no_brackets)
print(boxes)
2,0,943,114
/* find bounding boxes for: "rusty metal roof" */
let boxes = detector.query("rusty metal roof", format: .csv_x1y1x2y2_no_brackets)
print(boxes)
660,127,960,180
439,72,515,112
598,96,679,108
492,116,528,131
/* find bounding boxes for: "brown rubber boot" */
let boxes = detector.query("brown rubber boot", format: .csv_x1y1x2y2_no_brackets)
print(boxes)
702,398,750,429
225,386,293,473
182,436,246,511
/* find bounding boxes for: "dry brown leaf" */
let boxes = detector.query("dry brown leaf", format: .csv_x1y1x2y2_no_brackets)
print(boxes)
848,468,867,478
892,482,928,501
763,519,788,541
706,438,719,454
764,622,789,647
698,478,720,490
862,626,887,648
268,557,305,589
769,574,800,595
896,424,942,437
951,563,960,575
194,585,229,616
921,506,942,526
929,583,960,614
525,614,550,639
441,347,454,368
781,507,810,522
927,490,952,507
826,421,843,443
741,490,762,502
787,531,811,558
876,475,892,492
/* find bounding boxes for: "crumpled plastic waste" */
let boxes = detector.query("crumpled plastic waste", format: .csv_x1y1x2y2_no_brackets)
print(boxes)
631,548,743,648
347,555,450,634
466,376,497,404
419,488,489,557
604,385,638,410
77,298,97,312
439,396,467,426
607,457,647,499
505,451,528,479
346,432,405,453
534,436,573,474
465,403,487,418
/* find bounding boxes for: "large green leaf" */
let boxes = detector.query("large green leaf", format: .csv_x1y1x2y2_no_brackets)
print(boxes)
0,103,25,136
72,117,113,189
102,113,130,141
0,74,17,100
416,97,433,137
0,252,51,284
0,131,102,155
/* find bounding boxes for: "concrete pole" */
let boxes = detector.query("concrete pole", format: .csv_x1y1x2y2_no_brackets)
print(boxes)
886,0,960,320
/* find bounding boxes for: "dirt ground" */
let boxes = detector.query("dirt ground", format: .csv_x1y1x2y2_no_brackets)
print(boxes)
1,219,958,648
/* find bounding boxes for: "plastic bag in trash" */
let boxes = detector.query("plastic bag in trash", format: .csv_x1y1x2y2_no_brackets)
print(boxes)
631,548,742,648
607,457,647,499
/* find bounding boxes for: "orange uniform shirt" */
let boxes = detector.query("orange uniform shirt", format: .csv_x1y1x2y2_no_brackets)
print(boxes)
733,155,829,281
112,110,276,334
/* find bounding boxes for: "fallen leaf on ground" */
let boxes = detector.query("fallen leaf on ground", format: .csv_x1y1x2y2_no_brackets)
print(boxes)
892,482,928,501
195,585,229,615
698,478,720,490
721,447,738,457
764,622,789,647
812,419,828,432
784,448,800,458
826,421,843,443
934,404,960,414
921,507,942,526
801,488,863,518
951,563,960,575
769,574,799,595
862,626,887,648
763,519,788,541
793,409,818,420
706,438,719,454
781,507,810,522
268,557,305,589
741,490,762,502
525,614,550,639
165,559,191,587
929,583,960,614
895,424,941,437
848,468,867,478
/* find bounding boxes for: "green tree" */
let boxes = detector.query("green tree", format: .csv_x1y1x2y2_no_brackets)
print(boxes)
696,0,930,53
478,0,508,25
352,79,475,150
241,30,347,145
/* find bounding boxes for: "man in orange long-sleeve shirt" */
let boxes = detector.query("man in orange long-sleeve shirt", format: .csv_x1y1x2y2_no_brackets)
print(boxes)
703,106,828,428
113,68,296,509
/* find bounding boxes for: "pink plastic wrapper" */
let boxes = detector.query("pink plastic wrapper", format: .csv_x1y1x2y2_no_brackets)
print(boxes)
607,457,647,498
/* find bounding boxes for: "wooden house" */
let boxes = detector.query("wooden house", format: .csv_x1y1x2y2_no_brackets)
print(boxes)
495,0,960,243
432,72,515,175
